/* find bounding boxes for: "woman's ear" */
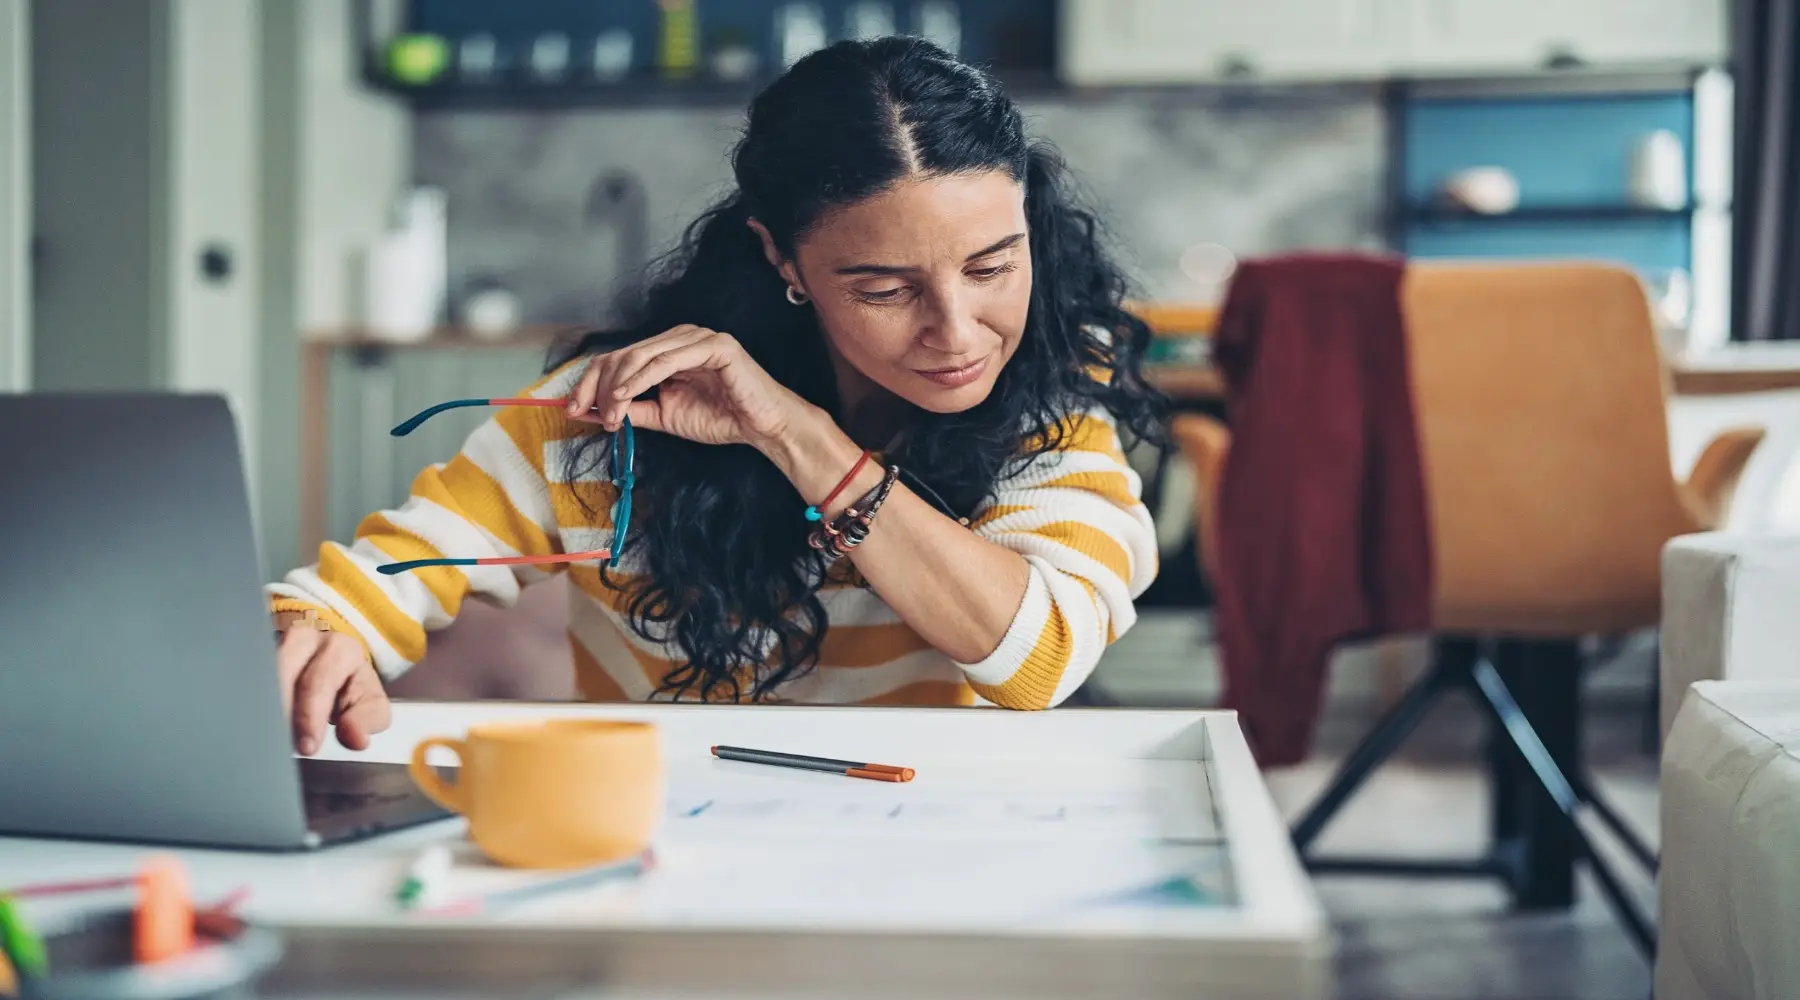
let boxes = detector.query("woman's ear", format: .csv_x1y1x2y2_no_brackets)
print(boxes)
746,217,800,288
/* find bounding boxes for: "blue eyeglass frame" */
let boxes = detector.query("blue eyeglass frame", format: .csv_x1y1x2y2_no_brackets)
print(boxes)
607,415,634,567
376,396,633,573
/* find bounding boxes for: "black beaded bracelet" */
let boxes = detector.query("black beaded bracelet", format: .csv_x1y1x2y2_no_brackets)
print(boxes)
808,465,899,558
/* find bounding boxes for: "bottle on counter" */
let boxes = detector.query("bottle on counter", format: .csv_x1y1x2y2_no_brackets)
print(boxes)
845,2,896,41
776,3,827,68
657,0,699,79
914,1,960,56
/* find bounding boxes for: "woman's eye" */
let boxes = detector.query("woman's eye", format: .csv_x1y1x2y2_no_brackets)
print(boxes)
968,262,1016,281
858,286,907,302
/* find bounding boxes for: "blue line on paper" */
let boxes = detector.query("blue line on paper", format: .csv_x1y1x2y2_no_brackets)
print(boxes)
888,804,903,818
685,800,714,817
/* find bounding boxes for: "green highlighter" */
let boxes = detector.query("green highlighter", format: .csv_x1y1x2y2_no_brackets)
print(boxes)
0,894,48,978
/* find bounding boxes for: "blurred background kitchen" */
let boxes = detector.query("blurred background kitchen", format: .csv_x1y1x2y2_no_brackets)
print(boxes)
9,0,1769,584
3,2,1797,993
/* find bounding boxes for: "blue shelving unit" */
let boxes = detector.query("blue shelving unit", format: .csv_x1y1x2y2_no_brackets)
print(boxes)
1390,86,1698,278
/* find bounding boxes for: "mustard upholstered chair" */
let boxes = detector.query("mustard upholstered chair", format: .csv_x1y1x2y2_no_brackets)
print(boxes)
1173,261,1764,959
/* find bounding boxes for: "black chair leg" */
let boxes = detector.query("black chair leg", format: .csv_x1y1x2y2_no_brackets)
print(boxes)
1470,656,1657,959
1291,652,1457,852
1576,777,1659,872
1641,635,1663,756
1490,639,1582,909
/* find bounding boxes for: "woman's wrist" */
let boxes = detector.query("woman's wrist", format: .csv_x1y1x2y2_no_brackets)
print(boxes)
756,405,885,521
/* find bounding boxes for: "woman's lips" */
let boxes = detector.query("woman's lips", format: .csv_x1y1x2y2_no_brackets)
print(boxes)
913,356,990,388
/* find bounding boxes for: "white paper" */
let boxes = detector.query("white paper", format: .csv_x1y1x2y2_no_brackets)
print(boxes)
661,756,1220,843
435,756,1236,930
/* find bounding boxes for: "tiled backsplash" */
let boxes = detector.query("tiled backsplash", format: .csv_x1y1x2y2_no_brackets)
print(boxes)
414,86,1387,326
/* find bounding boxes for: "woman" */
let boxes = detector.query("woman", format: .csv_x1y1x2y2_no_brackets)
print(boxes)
269,37,1166,756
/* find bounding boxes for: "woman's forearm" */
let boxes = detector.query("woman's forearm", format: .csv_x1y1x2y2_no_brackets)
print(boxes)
757,405,1030,664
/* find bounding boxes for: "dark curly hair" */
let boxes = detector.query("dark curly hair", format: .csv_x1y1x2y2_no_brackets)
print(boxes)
550,37,1166,702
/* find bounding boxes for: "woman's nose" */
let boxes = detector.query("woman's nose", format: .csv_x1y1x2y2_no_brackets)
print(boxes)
919,285,984,354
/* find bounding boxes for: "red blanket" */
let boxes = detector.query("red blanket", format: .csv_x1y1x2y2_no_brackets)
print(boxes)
1210,253,1434,766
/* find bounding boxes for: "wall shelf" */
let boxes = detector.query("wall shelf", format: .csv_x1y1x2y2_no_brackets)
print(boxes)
353,0,1063,112
361,63,1072,112
1402,204,1694,224
364,64,764,111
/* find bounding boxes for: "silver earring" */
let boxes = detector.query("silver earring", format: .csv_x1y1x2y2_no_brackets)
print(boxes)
785,285,808,305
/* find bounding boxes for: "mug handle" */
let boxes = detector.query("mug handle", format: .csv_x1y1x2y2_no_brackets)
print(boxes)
409,737,469,814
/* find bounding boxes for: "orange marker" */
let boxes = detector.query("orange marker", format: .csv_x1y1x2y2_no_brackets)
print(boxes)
133,856,194,964
710,745,915,782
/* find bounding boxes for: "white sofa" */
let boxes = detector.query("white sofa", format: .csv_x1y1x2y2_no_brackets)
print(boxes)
1660,533,1800,738
1657,532,1800,1000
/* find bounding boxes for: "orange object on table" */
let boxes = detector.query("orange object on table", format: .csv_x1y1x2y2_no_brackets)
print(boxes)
133,855,194,964
1128,301,1218,337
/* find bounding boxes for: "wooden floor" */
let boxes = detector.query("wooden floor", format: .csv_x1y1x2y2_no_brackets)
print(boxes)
1095,612,1660,1000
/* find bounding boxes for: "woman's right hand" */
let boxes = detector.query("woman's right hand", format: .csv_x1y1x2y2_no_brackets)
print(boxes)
274,611,391,755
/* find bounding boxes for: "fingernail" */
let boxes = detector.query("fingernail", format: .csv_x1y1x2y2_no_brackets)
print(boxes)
613,386,631,399
300,737,317,755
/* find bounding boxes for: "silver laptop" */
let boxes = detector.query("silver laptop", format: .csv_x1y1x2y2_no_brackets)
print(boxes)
0,392,454,849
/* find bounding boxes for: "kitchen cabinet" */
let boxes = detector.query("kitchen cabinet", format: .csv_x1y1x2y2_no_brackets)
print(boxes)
1060,0,1399,84
1402,0,1729,75
1058,0,1729,85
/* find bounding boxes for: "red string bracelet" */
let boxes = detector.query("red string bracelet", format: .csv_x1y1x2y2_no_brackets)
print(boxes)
805,449,873,522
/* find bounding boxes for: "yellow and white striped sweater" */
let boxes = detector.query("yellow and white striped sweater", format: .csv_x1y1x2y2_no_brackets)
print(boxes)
267,360,1157,709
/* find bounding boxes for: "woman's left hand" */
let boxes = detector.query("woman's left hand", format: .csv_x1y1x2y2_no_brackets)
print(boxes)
565,324,814,449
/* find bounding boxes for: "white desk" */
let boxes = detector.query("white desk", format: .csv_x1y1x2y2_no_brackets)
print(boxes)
0,702,1330,1000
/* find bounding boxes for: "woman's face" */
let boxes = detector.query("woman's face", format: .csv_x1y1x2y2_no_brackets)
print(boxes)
778,170,1032,414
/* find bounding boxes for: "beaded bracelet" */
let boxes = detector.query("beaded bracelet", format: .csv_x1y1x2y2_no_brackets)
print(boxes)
808,465,899,558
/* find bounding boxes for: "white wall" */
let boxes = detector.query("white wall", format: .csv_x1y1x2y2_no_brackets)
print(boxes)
0,0,26,392
167,0,262,492
253,0,410,574
258,0,304,578
298,0,409,332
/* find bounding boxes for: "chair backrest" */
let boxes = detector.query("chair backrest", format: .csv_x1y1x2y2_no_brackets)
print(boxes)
1402,261,1702,634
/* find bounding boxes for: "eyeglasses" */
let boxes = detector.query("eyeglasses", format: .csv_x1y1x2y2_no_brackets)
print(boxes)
375,396,633,575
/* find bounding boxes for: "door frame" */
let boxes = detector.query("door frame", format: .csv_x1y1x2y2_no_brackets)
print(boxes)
0,0,28,392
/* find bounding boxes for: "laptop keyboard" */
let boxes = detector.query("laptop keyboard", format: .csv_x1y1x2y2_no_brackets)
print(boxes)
303,787,413,819
297,757,440,821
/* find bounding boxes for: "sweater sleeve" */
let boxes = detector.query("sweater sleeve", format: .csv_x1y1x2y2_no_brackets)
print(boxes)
266,361,603,678
951,408,1158,709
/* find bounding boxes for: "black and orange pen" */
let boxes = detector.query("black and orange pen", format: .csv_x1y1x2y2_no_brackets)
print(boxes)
709,745,915,782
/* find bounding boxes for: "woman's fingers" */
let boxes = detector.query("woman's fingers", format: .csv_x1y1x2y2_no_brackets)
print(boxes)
613,337,733,403
291,637,363,755
623,397,667,434
274,614,397,755
567,353,611,418
275,622,325,718
600,327,716,422
568,325,709,426
332,666,392,752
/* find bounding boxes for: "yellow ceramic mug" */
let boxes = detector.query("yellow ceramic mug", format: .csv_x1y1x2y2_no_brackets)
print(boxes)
408,719,663,869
